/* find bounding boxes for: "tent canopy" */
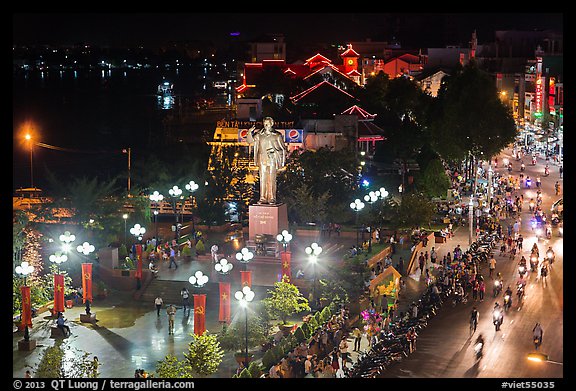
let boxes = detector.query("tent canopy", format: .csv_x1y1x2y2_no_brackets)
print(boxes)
369,266,402,296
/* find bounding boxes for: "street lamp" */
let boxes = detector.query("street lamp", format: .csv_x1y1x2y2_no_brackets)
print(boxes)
236,247,254,271
189,270,209,288
349,198,365,249
214,258,234,275
49,252,68,274
526,352,563,366
77,242,95,256
235,285,255,362
24,133,34,188
276,230,293,252
305,242,322,309
169,185,183,240
16,261,34,341
363,188,388,253
122,214,129,246
130,223,146,243
149,191,164,241
185,180,199,233
59,231,76,254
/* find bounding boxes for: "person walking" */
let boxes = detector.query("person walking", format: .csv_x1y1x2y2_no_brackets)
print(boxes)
352,326,362,352
406,327,417,353
167,304,177,335
338,335,349,367
418,252,425,275
168,247,178,269
489,256,497,278
154,296,163,316
478,279,486,302
181,287,190,313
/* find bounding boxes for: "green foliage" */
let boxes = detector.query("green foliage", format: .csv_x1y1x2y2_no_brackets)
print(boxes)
417,158,451,198
155,354,194,378
247,361,263,378
118,244,128,258
184,331,224,377
195,239,205,255
294,326,306,343
301,322,311,339
217,316,267,353
34,341,99,378
238,368,252,378
320,306,332,323
307,315,318,330
261,348,276,370
396,193,435,229
181,244,192,258
262,281,310,324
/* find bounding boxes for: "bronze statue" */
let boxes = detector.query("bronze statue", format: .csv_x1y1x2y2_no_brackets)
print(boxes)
247,117,287,204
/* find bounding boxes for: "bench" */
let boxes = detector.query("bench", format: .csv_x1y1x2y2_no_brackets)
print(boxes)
50,326,69,338
80,312,97,323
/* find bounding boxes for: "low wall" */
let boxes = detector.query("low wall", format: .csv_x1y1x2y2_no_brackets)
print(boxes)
406,232,436,275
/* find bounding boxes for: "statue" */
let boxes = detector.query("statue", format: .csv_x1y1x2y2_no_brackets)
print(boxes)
247,117,287,204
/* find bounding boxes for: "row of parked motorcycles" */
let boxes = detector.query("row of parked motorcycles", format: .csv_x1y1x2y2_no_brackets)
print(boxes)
347,284,450,378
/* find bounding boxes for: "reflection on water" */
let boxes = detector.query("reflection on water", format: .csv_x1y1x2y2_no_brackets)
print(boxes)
88,305,150,329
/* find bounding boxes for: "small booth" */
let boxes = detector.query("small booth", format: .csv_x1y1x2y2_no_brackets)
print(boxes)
369,266,402,313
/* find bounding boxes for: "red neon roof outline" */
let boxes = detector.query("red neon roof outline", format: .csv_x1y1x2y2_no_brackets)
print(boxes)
304,53,333,65
290,80,357,103
340,44,360,57
341,105,377,119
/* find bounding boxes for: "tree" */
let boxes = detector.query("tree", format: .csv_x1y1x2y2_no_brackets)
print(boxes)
395,193,435,229
417,158,451,198
217,315,267,354
262,281,310,325
34,341,99,378
184,331,224,377
155,354,193,378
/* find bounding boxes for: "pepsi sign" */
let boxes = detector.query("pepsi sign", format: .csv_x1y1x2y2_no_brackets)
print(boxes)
284,129,303,143
238,129,249,142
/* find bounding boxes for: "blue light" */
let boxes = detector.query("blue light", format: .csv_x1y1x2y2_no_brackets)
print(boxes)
362,179,370,187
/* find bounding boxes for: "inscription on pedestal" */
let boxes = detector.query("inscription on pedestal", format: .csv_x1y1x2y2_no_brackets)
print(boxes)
249,203,288,240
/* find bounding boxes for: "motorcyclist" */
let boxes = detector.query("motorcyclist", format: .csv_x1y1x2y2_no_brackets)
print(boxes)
536,177,541,188
530,254,539,272
544,165,549,176
470,306,480,331
546,247,555,264
533,323,543,350
525,175,531,188
454,283,465,305
492,302,503,330
503,286,513,310
529,198,535,212
531,243,540,258
521,161,525,171
474,333,485,360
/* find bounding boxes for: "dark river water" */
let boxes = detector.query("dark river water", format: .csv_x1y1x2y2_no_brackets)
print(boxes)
13,67,220,191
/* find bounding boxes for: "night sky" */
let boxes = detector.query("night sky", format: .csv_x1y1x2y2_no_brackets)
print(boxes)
13,13,563,48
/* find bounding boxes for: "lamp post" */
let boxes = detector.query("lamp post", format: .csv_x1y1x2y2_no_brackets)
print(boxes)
77,241,95,256
487,165,493,210
169,185,183,240
349,198,365,249
305,242,322,309
363,188,389,253
185,180,199,234
236,247,254,272
214,258,234,276
49,252,68,274
526,352,563,366
16,261,34,341
235,286,255,362
468,197,474,245
149,191,164,241
130,223,146,243
24,133,34,188
59,231,76,254
276,230,292,252
189,270,209,288
122,214,128,246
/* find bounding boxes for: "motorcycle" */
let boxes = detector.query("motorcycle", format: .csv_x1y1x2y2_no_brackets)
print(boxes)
530,256,539,272
525,178,531,188
521,163,526,172
544,166,550,176
532,157,537,165
518,264,527,279
534,336,542,350
517,283,525,306
493,279,502,297
508,164,513,173
503,293,512,312
545,226,552,239
474,341,484,361
493,307,503,331
546,249,555,264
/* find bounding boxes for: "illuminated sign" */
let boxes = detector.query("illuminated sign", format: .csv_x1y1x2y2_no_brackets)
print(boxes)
238,129,303,143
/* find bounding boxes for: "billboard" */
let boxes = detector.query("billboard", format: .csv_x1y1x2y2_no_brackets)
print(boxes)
238,129,303,143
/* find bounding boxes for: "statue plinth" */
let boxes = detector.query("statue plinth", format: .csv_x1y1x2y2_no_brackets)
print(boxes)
249,203,288,241
18,339,37,351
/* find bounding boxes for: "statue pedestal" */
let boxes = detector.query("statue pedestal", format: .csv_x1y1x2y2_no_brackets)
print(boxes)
249,203,288,241
18,339,37,351
80,313,97,323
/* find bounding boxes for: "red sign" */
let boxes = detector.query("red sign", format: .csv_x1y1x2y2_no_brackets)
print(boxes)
240,271,252,288
54,274,65,314
21,286,32,328
281,251,291,282
193,294,206,336
218,282,231,323
81,263,93,303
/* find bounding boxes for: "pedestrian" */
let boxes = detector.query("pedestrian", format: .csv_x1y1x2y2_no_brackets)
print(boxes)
181,287,190,313
540,264,549,287
154,296,163,316
418,252,425,275
56,312,71,337
406,327,417,353
489,256,497,278
398,257,404,274
430,247,437,264
168,247,178,269
167,304,177,334
338,335,349,367
25,370,32,378
92,356,99,377
478,279,485,302
559,166,563,178
471,280,479,301
352,326,362,352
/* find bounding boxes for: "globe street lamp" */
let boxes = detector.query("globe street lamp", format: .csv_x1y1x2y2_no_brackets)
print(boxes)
185,180,199,233
468,198,474,245
16,261,34,341
276,230,293,252
77,242,95,256
235,285,255,362
49,252,68,274
122,214,129,246
24,133,34,188
236,247,254,272
349,198,365,249
189,270,209,288
305,242,322,309
130,223,146,243
215,258,234,276
363,188,388,253
149,191,164,241
169,185,183,240
59,231,76,254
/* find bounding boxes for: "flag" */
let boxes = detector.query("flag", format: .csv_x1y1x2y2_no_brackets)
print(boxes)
193,294,206,336
281,251,291,282
20,286,32,328
240,270,252,288
54,274,65,314
219,282,231,323
135,244,143,279
81,263,93,303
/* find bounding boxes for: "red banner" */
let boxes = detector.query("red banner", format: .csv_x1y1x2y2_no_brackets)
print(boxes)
135,244,143,279
281,251,291,282
193,294,206,336
218,282,231,323
81,263,93,303
20,286,32,328
240,270,252,288
54,274,65,314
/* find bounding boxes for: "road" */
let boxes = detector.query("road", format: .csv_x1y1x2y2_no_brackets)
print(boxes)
381,147,564,378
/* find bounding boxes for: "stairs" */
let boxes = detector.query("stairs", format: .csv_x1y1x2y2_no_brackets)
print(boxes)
137,278,192,306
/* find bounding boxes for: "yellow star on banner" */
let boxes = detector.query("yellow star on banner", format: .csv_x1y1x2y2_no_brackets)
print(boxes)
56,284,63,292
24,297,30,305
195,306,205,315
221,293,228,301
283,261,289,269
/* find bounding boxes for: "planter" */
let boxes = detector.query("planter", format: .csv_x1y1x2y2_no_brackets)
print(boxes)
234,353,254,366
280,323,297,336
65,300,74,309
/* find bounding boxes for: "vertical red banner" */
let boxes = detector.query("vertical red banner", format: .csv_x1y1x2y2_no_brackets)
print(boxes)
240,270,252,288
135,244,143,279
193,294,206,336
54,274,65,314
81,263,93,303
218,282,231,323
20,286,32,328
281,251,291,282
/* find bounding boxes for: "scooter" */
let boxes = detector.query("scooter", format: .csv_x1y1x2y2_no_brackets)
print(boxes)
493,307,503,331
474,341,484,361
493,279,502,297
503,293,512,312
521,163,526,172
534,336,542,350
530,256,539,272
